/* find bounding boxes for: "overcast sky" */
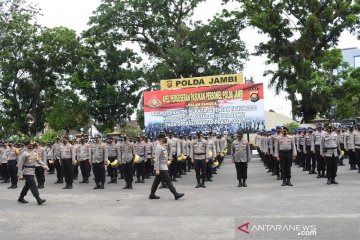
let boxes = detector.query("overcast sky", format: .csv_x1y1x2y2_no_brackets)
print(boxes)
29,0,360,118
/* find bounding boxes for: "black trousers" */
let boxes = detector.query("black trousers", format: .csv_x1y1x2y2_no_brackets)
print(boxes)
35,166,45,185
298,146,305,166
92,161,105,184
170,154,178,180
274,157,281,176
194,159,206,182
187,157,192,171
73,164,79,178
54,159,63,181
326,155,338,179
135,161,145,180
124,161,134,184
150,170,177,195
305,146,312,171
355,149,360,168
20,175,40,199
61,158,73,186
280,151,292,179
108,157,118,180
145,158,153,176
315,146,325,172
1,163,9,181
7,160,18,186
206,159,213,179
47,159,55,173
235,162,248,179
79,160,91,179
348,150,356,165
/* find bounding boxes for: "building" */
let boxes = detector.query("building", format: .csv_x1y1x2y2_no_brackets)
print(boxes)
342,47,360,68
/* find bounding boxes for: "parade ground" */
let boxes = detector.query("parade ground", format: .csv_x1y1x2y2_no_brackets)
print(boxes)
1,156,360,240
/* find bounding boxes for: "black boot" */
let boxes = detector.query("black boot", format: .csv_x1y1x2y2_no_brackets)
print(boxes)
277,175,281,180
281,179,287,186
67,184,73,189
128,182,133,189
149,194,160,199
93,183,100,189
317,172,321,178
38,183,44,189
135,179,141,183
18,197,28,203
84,178,89,183
238,179,242,187
174,192,185,200
100,182,105,189
201,180,206,188
8,184,17,189
123,182,129,189
243,179,247,187
63,184,69,189
327,178,332,185
36,197,46,205
287,178,293,186
321,171,326,178
331,178,339,184
195,180,201,188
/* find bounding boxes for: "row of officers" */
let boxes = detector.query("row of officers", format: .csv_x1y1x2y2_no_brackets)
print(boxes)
0,132,230,204
256,123,360,186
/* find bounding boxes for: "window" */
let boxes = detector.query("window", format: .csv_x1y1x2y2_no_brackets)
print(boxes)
354,56,360,68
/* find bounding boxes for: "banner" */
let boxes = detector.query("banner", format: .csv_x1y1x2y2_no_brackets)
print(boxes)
160,73,244,90
144,83,265,137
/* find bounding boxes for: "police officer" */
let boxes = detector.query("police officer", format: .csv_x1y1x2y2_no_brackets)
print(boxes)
149,132,184,200
320,124,340,185
17,140,47,205
46,143,55,174
91,135,108,189
107,137,120,183
205,134,216,182
6,141,19,189
231,131,251,187
120,136,134,189
274,126,297,186
77,137,91,183
190,131,208,188
167,132,180,182
354,124,360,172
304,128,313,174
344,126,356,170
134,136,146,183
312,123,326,178
52,137,64,184
1,142,10,184
34,142,47,189
144,137,154,179
60,136,75,189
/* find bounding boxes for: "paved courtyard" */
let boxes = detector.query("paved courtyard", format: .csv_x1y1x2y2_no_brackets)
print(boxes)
1,156,360,240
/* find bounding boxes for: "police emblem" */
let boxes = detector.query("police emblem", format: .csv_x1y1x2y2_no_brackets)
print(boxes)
166,81,173,88
148,96,162,108
250,91,259,102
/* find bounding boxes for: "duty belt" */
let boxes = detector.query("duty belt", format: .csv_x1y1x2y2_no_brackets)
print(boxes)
24,166,35,168
325,147,337,150
194,153,206,155
280,150,292,152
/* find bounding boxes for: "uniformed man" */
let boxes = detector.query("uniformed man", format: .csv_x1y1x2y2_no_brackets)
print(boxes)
167,132,180,182
337,128,346,166
46,143,55,174
134,136,146,183
344,126,356,170
120,136,134,189
17,140,47,205
34,142,47,189
231,131,251,187
273,126,282,180
354,124,360,172
312,123,326,178
274,126,297,186
205,134,217,182
297,128,306,170
107,137,120,183
144,137,154,179
304,128,313,174
190,131,208,188
60,136,76,189
91,135,108,189
6,141,19,189
51,137,64,184
1,142,10,184
70,140,79,180
149,132,184,200
320,124,340,185
77,137,91,183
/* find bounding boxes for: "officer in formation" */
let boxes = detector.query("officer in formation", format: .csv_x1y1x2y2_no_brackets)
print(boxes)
77,137,91,183
34,142,47,189
60,136,76,189
257,122,360,186
190,131,208,188
91,135,108,189
120,136,134,189
231,131,251,187
106,137,120,184
134,136,146,183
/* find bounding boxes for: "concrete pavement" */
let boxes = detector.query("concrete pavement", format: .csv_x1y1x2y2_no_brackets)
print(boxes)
0,156,360,240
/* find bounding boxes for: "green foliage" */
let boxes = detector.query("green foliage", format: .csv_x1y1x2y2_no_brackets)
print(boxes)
136,109,145,130
283,122,301,133
119,124,142,137
236,0,360,122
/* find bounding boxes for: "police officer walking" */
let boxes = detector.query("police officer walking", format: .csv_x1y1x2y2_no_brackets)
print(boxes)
17,140,47,205
149,132,184,200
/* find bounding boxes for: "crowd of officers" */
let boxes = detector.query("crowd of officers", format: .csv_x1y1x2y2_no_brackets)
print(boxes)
0,131,230,204
256,123,360,186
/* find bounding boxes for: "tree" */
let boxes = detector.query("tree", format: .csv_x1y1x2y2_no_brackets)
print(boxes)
234,0,360,122
136,109,145,130
0,0,83,135
86,0,248,87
